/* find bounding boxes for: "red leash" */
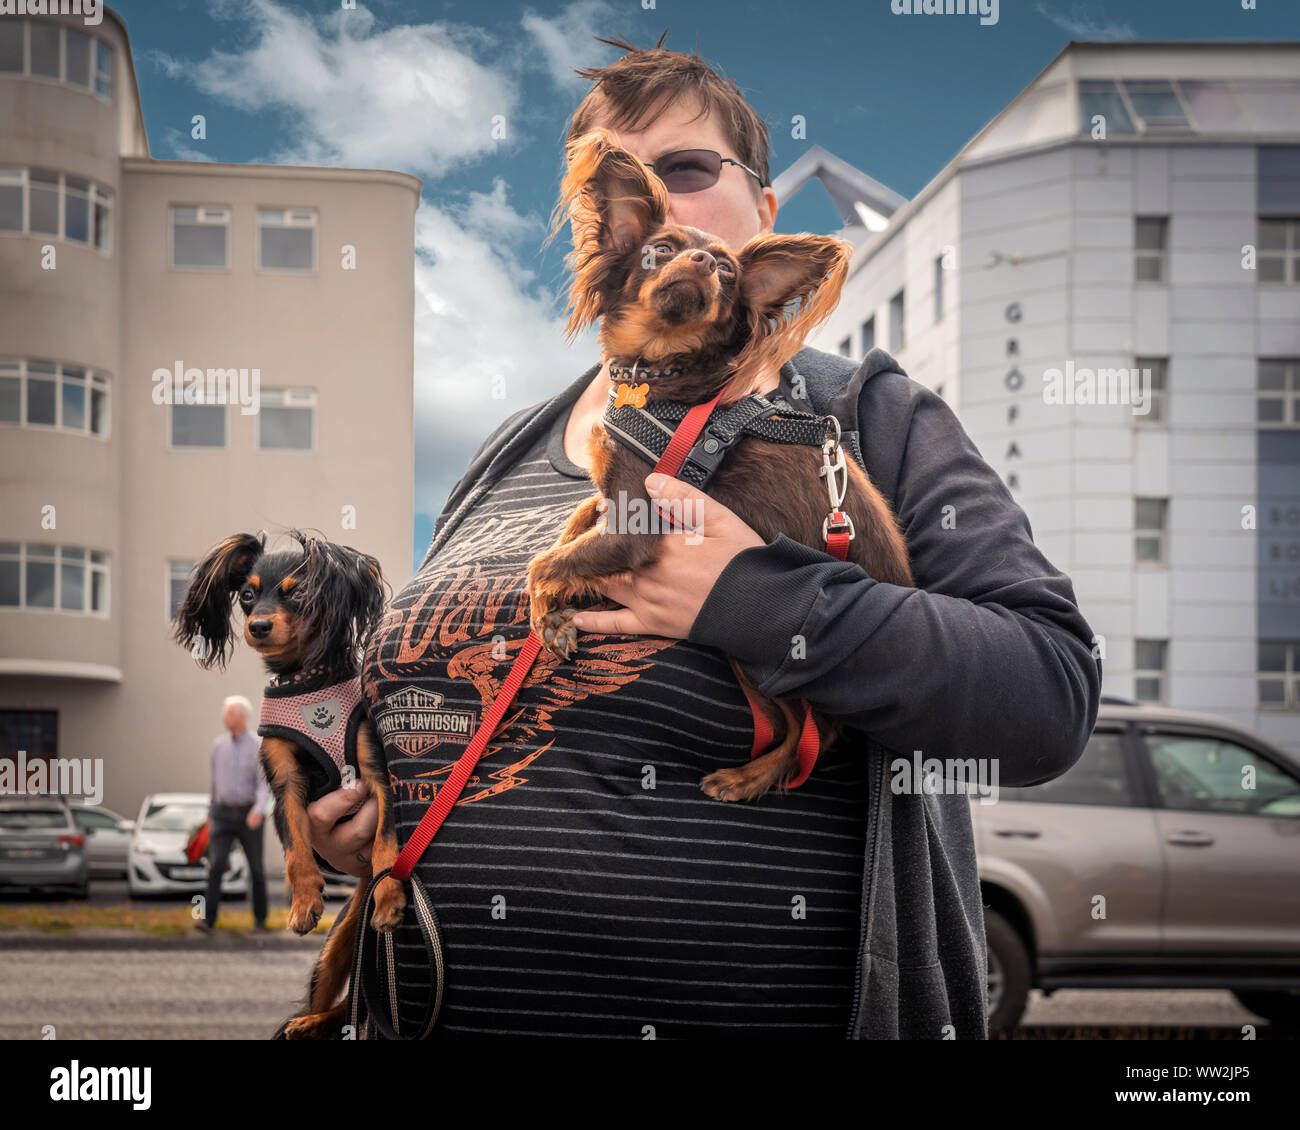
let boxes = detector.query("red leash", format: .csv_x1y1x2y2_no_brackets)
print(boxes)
390,386,848,882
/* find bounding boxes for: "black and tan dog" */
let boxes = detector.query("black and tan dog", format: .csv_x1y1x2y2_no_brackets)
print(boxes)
526,129,914,802
172,529,405,1039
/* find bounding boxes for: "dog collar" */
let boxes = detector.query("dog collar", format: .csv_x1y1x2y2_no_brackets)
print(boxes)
607,360,686,383
600,386,828,490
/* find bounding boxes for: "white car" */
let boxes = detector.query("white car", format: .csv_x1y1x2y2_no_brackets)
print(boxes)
127,792,247,897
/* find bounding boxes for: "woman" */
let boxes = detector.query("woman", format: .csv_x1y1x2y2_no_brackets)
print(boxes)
307,35,1100,1039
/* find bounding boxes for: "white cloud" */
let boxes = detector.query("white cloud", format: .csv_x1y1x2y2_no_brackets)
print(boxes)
519,0,621,93
1034,1,1136,41
160,127,217,163
185,0,522,177
411,195,597,518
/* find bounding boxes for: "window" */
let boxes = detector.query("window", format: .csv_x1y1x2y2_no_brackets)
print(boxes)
1258,218,1299,285
1135,498,1168,564
0,710,58,756
889,289,905,352
1000,732,1134,807
171,206,230,269
1144,733,1300,816
1078,80,1136,134
0,21,22,73
1123,81,1189,130
168,561,195,621
64,28,91,89
1258,358,1300,426
861,317,875,355
838,336,851,358
64,175,89,243
0,168,112,252
0,20,112,98
0,542,108,615
1135,639,1168,704
1134,357,1167,425
94,39,112,99
257,389,316,451
1135,216,1168,282
934,255,944,321
29,168,58,235
170,401,226,448
1259,641,1300,710
1077,79,1198,136
28,20,58,79
258,207,317,271
0,360,110,436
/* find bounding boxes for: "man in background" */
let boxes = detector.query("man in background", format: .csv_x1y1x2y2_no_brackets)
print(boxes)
195,695,272,933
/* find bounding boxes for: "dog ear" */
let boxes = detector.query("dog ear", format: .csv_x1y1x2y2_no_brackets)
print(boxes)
293,536,390,673
724,234,853,399
543,128,670,341
172,532,265,670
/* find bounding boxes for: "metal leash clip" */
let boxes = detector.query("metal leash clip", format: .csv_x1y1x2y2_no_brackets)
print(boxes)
819,415,856,543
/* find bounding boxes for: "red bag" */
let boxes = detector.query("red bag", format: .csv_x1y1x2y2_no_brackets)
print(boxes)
185,821,209,863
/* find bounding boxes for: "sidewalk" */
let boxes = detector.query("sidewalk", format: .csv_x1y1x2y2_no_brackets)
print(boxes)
0,925,327,949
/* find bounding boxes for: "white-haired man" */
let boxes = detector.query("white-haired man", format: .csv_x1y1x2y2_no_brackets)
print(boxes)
196,695,273,933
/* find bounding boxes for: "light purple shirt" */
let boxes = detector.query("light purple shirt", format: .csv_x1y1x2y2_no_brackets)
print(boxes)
210,727,274,817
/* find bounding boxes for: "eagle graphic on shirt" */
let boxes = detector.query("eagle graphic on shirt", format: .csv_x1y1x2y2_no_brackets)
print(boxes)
364,495,679,806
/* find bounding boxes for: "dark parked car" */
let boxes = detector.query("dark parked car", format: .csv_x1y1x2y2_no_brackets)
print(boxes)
973,701,1300,1034
0,794,89,898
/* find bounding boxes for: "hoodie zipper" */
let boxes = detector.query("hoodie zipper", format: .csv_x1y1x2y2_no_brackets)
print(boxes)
846,744,886,1038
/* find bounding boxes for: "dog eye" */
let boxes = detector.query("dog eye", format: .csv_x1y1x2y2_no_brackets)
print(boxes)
238,587,254,607
654,243,674,257
717,260,735,277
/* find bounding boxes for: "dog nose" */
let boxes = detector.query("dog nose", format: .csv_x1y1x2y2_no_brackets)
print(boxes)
248,619,272,639
688,249,716,275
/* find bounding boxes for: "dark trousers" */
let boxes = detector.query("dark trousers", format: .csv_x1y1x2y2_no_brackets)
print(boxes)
205,803,268,926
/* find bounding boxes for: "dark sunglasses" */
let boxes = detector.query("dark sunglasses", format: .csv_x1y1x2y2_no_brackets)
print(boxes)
644,149,767,194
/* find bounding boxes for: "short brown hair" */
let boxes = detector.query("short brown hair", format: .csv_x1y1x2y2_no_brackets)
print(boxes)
565,32,772,202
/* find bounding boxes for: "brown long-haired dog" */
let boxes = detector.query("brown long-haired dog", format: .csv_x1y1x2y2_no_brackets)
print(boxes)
172,530,406,1039
526,129,914,802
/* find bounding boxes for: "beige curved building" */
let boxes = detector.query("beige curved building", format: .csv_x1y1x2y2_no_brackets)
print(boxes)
0,6,420,873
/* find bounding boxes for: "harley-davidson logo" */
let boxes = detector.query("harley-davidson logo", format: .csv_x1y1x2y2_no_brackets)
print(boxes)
372,685,477,758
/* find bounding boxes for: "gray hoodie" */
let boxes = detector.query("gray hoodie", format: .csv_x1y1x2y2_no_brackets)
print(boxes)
420,344,1102,1039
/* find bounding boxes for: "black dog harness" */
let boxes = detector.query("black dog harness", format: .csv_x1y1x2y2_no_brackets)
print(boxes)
601,382,829,490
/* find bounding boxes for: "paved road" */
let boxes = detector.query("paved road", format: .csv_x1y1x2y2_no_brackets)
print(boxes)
0,942,1281,1039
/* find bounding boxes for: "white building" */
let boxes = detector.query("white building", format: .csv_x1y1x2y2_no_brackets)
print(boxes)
787,42,1300,753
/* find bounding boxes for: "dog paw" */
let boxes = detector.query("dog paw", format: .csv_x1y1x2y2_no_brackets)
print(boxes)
700,767,777,804
370,876,407,933
533,607,579,660
287,893,324,935
282,1013,340,1040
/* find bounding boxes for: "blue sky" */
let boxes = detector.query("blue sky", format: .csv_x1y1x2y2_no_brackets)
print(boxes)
105,0,1300,574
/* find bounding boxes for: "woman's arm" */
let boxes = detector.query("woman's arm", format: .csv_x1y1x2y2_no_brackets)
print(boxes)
683,382,1102,787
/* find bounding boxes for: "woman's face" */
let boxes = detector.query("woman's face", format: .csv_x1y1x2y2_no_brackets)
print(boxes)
587,97,778,254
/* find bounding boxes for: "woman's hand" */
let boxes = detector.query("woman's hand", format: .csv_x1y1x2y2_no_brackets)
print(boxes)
307,784,378,879
573,472,765,640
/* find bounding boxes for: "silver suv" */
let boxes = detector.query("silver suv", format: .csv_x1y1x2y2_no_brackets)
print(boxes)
972,700,1300,1035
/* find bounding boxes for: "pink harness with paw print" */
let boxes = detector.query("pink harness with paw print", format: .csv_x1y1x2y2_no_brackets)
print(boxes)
257,674,367,798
